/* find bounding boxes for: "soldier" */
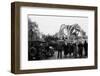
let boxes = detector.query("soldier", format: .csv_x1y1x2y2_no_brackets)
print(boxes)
78,42,83,58
84,40,88,57
57,43,63,59
69,43,73,57
67,43,71,57
63,43,68,57
73,43,77,58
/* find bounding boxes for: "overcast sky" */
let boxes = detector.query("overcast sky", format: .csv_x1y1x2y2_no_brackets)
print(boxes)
28,15,88,36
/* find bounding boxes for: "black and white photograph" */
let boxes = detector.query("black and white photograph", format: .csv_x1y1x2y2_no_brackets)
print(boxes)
28,14,88,61
11,2,97,74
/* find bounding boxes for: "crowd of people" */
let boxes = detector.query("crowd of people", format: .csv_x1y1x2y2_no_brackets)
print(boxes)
28,39,88,60
57,40,88,59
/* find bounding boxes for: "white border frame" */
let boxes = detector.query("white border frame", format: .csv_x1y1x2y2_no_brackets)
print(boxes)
20,6,95,70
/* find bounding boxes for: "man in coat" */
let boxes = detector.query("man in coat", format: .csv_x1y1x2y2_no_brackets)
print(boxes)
57,42,63,59
84,40,88,57
78,41,83,58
